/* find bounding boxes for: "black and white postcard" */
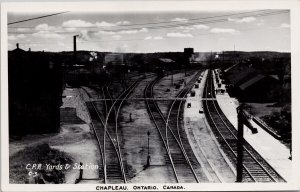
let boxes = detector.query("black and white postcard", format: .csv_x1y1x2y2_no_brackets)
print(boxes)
1,1,300,191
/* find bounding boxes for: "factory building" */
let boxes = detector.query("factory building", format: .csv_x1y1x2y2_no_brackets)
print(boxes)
8,44,63,136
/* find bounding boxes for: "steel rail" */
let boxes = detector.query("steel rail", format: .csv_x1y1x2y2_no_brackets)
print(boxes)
81,86,125,183
144,77,179,182
203,70,284,182
208,71,279,182
80,87,105,182
103,77,144,183
165,71,203,183
203,71,256,182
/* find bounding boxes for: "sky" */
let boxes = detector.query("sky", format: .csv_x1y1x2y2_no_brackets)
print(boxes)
7,10,290,53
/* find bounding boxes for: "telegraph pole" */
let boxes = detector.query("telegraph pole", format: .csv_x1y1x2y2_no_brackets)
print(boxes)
236,105,244,182
146,131,151,167
222,51,224,66
236,104,258,182
234,44,236,64
73,35,79,86
171,69,173,85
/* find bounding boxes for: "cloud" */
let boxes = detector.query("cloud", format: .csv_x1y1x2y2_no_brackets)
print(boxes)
178,24,209,32
154,36,163,40
35,23,56,31
96,21,117,27
112,35,122,40
116,21,130,25
166,32,193,38
96,21,131,27
210,28,240,34
32,31,64,39
16,28,30,32
62,20,94,28
119,28,148,34
8,35,17,40
78,30,91,41
256,19,265,26
17,34,26,39
228,16,256,23
178,26,194,31
193,24,210,29
145,36,163,40
171,18,188,22
95,31,117,35
279,23,290,28
96,28,148,36
8,34,26,40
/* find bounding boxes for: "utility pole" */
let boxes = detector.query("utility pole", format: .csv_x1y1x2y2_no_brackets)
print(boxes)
73,35,78,86
236,105,244,182
222,51,224,66
234,44,236,64
146,131,151,167
236,104,258,182
210,50,213,67
171,69,173,85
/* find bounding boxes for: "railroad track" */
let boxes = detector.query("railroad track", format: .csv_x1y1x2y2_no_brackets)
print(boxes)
83,76,143,184
144,71,202,183
202,70,286,182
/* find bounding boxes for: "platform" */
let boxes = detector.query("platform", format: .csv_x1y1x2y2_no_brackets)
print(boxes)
212,70,292,182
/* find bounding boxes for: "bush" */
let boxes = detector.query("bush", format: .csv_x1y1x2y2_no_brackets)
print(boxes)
9,143,73,184
262,105,291,143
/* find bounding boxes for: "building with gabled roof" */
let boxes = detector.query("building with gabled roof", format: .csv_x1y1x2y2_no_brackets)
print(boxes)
223,62,281,102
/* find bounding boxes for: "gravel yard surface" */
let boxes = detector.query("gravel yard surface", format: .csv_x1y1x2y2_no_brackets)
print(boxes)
154,71,197,115
118,76,176,183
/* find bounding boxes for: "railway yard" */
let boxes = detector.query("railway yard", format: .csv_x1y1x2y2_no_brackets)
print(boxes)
71,68,289,184
5,7,294,187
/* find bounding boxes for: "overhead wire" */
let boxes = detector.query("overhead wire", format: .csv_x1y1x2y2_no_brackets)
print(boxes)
8,11,69,25
8,9,270,28
7,10,288,34
9,10,289,47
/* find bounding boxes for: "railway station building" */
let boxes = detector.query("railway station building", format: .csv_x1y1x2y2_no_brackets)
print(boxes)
223,63,281,102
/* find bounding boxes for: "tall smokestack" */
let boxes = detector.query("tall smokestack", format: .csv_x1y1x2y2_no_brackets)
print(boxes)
73,35,77,53
73,35,77,65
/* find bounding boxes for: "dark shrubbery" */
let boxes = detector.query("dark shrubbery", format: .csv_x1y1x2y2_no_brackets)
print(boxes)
9,143,73,184
262,105,291,144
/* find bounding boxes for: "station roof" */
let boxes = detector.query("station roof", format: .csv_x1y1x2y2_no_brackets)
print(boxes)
224,63,239,73
226,66,257,86
239,74,264,90
158,58,175,63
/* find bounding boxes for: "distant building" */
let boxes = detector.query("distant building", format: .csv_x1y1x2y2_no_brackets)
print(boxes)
104,53,126,80
223,63,281,102
104,53,124,66
184,48,194,57
184,48,195,65
9,44,63,135
157,58,176,69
